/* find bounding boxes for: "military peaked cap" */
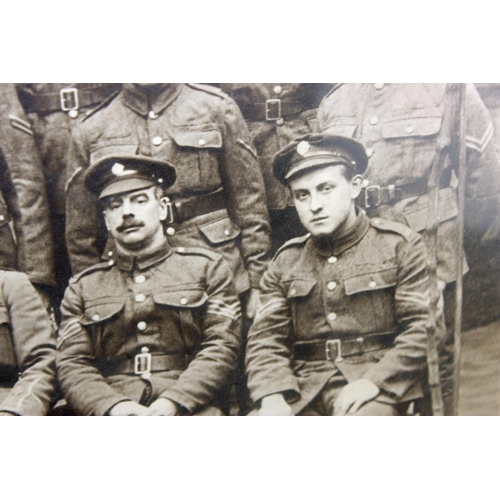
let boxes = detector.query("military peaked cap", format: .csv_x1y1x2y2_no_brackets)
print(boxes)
85,155,177,199
273,134,368,185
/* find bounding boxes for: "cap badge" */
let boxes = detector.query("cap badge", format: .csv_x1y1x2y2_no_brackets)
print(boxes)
111,163,137,177
297,141,310,157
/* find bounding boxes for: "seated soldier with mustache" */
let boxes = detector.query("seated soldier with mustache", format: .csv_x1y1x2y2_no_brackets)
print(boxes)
57,155,241,416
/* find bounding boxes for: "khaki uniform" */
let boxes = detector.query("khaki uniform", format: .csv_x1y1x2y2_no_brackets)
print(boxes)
220,84,333,251
0,84,55,288
246,212,429,415
16,83,122,296
0,271,57,415
318,83,500,284
318,84,500,410
66,84,271,294
57,242,242,416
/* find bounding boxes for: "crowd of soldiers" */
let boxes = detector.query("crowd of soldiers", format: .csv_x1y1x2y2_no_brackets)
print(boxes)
0,83,498,416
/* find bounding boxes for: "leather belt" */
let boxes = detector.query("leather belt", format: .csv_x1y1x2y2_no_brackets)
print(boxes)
293,332,397,362
168,190,226,224
93,352,192,377
357,179,429,210
243,99,308,122
19,84,121,114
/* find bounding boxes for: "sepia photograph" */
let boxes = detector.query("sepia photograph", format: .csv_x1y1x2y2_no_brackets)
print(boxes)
0,82,499,417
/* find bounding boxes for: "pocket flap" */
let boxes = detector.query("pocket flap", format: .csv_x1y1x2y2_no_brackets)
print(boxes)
153,289,208,308
382,117,442,139
171,129,222,149
198,217,241,244
90,144,139,164
323,124,357,138
344,267,397,295
80,301,125,325
286,279,317,299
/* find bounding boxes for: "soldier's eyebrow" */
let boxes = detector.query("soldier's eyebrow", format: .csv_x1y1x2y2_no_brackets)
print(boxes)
129,191,151,202
316,181,336,190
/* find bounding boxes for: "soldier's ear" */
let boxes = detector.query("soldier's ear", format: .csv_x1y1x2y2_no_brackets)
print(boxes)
351,175,363,199
158,197,169,221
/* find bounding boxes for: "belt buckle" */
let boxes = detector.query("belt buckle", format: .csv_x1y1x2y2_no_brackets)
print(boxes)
265,99,281,121
60,88,79,111
134,347,152,379
325,339,343,362
365,185,381,208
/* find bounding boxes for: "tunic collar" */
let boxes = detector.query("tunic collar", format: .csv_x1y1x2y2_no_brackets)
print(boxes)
115,238,172,272
122,84,182,116
311,209,370,257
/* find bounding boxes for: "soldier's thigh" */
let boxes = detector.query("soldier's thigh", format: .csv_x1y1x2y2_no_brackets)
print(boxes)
350,400,398,416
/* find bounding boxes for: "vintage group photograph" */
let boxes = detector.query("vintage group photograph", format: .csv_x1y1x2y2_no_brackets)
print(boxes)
0,82,499,417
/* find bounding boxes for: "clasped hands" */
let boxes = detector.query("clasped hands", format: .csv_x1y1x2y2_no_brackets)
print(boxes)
258,379,380,416
109,398,180,416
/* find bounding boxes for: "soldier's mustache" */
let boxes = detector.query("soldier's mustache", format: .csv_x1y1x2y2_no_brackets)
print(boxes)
117,221,145,232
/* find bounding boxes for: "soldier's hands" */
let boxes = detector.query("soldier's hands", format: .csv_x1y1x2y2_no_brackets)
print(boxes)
147,398,179,416
109,401,150,416
245,288,260,319
258,393,293,416
333,379,380,416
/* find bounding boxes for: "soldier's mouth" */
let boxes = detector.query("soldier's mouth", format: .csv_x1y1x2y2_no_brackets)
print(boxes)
118,223,144,232
310,216,328,223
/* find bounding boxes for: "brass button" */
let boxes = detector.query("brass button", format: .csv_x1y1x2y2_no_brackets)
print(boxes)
406,125,414,134
273,85,282,95
369,116,379,125
327,312,337,321
366,148,373,158
149,110,158,119
289,288,296,296
0,215,4,221
107,251,113,257
327,281,337,291
166,227,176,236
180,298,188,305
68,109,79,119
92,314,100,321
152,136,163,146
198,138,206,146
224,229,230,236
137,321,147,331
369,281,377,289
374,83,385,90
135,275,146,284
177,247,185,253
328,256,337,264
135,293,146,303
276,118,284,126
107,260,114,265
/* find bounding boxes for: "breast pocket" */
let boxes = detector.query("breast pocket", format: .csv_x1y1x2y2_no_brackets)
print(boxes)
283,278,317,339
381,114,442,177
169,128,223,192
198,216,241,248
344,267,398,332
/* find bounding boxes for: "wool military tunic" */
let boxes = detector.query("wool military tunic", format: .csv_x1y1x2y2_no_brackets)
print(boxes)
318,83,500,284
65,83,271,294
245,211,429,415
0,84,55,287
57,242,242,416
0,271,57,415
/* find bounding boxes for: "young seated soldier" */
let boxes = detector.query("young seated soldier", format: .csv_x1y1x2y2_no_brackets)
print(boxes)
57,156,242,416
0,270,58,416
245,134,431,416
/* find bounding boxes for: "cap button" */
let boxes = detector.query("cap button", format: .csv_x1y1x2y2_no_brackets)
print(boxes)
166,227,176,236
